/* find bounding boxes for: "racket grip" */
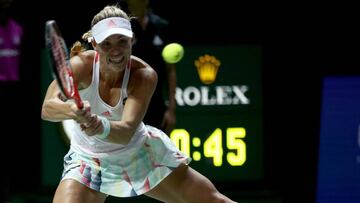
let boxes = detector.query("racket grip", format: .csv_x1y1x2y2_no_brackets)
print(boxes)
76,99,84,109
73,83,83,109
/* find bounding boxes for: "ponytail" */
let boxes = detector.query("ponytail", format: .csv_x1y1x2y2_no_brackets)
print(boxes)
70,31,93,57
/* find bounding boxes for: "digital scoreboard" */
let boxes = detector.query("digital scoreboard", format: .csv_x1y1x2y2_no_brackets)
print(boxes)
169,45,264,181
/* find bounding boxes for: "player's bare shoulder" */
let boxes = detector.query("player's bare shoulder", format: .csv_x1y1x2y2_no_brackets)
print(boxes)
130,55,157,81
70,50,96,88
129,55,158,90
70,50,95,69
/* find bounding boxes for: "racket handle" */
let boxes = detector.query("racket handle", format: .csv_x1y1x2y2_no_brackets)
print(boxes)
72,81,83,109
76,99,84,109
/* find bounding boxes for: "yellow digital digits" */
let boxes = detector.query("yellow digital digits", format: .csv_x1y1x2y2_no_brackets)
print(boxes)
226,128,246,166
170,129,191,156
204,128,223,166
170,127,247,167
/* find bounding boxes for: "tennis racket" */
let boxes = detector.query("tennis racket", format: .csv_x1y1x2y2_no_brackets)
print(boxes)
45,20,83,109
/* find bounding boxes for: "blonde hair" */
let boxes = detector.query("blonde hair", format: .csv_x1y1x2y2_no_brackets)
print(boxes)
70,4,130,57
70,31,92,57
91,5,130,26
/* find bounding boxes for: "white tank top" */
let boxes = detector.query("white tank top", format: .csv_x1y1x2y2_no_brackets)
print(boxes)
69,52,146,158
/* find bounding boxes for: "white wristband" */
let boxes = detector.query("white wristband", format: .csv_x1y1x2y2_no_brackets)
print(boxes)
96,116,111,139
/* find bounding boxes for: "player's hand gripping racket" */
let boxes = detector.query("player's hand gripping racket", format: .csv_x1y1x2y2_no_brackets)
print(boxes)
45,20,83,109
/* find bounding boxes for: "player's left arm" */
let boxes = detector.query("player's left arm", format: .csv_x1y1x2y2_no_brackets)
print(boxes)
106,64,158,144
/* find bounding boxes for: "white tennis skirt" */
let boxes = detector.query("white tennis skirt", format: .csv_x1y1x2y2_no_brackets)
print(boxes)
61,125,191,197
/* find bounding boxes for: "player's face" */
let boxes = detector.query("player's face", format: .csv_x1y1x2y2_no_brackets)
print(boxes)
97,34,132,70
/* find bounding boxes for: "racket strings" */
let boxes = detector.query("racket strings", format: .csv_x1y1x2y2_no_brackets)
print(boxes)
51,31,74,96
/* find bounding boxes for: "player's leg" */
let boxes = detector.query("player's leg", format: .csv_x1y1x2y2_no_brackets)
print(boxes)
145,163,237,203
53,179,107,203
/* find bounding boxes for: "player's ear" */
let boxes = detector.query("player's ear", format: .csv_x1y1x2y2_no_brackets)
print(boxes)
91,40,97,50
86,35,96,50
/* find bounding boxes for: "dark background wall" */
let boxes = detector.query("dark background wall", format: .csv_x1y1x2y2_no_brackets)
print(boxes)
5,1,360,203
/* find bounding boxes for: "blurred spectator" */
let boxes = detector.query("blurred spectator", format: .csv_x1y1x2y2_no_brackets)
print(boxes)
0,0,23,82
0,0,24,202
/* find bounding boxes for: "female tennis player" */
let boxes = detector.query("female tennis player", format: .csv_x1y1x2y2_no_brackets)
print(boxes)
41,4,236,203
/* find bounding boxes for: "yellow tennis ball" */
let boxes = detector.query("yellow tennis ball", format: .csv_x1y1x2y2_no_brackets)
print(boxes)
162,43,184,64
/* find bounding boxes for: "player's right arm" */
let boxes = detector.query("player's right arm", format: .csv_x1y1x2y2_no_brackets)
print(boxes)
41,51,94,122
41,80,79,122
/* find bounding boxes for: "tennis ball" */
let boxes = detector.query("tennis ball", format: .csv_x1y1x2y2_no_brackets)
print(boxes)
162,43,184,64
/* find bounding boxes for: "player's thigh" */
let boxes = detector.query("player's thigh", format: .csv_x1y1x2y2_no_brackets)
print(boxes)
53,179,107,203
145,163,221,203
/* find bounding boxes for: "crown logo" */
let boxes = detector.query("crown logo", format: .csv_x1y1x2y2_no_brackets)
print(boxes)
194,54,221,85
